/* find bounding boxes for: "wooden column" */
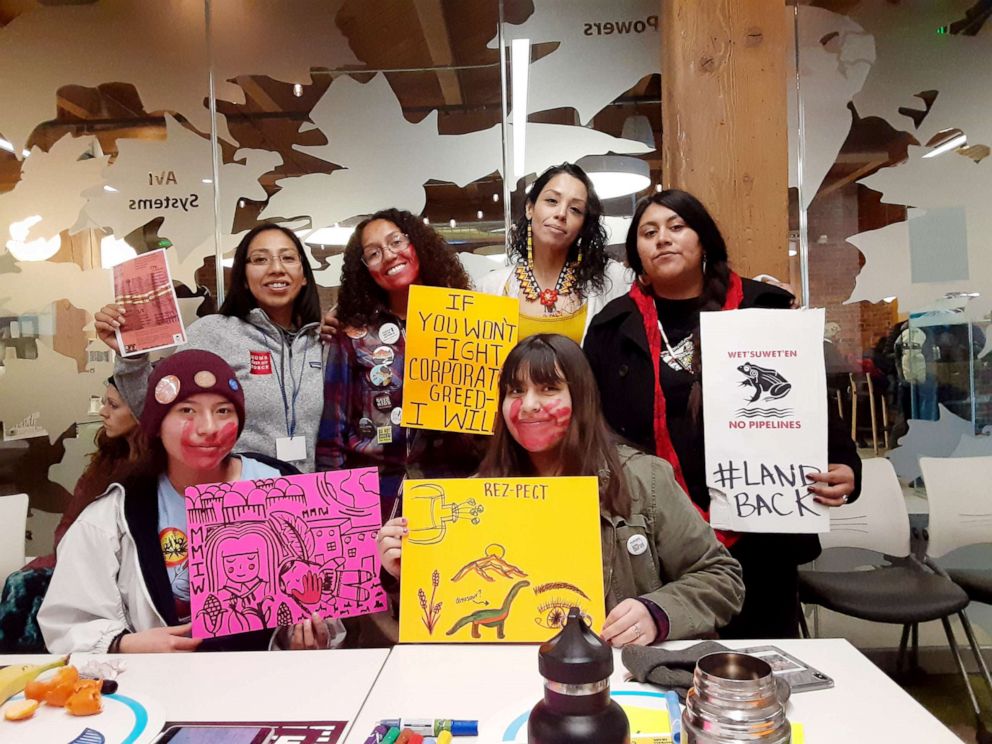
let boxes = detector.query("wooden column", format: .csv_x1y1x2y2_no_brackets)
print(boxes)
661,0,790,281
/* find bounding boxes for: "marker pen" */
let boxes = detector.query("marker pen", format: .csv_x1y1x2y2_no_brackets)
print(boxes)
665,690,682,744
379,719,478,737
363,724,389,744
381,727,402,744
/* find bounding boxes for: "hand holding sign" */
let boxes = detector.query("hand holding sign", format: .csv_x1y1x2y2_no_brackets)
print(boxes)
807,463,856,506
401,286,518,434
702,308,830,534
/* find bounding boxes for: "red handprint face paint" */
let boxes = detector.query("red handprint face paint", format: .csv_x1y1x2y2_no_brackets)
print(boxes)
503,377,573,454
160,393,240,471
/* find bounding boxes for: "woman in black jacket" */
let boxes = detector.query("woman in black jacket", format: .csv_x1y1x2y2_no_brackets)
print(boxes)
583,189,861,638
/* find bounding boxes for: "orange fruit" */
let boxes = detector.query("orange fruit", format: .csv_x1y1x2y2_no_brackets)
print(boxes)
3,699,39,721
43,680,76,707
73,679,101,693
65,688,102,717
23,679,50,701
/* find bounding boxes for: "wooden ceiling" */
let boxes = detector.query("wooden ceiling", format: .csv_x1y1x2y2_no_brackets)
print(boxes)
0,0,660,237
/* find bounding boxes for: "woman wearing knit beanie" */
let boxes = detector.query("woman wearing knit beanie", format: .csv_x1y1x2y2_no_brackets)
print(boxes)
38,350,340,654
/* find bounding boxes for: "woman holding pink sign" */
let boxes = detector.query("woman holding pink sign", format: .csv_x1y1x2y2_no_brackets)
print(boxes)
39,350,340,653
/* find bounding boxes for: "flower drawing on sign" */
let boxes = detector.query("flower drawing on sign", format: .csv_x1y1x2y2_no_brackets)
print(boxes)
419,570,443,635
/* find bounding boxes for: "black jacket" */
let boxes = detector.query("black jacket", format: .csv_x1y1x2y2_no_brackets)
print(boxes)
583,278,861,565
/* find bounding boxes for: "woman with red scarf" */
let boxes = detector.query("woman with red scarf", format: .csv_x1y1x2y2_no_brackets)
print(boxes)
583,189,860,638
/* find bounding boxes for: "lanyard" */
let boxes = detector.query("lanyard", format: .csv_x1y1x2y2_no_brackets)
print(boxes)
273,332,309,438
657,320,693,374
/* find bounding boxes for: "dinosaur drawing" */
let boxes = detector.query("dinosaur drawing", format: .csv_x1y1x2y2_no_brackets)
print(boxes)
445,580,530,639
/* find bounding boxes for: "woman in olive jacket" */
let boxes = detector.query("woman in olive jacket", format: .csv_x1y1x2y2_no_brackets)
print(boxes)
378,334,744,645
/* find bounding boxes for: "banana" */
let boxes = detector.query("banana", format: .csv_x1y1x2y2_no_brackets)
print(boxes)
0,656,68,704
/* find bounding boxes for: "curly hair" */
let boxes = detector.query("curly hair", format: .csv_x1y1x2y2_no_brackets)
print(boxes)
336,208,472,327
507,163,611,296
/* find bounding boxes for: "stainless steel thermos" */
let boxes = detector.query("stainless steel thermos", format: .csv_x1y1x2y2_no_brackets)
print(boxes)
682,652,791,743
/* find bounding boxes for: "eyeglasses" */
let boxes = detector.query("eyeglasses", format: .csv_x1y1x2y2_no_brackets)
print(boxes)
361,233,410,267
246,252,301,267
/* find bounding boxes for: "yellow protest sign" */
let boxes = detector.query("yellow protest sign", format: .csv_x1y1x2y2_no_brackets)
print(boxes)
399,476,604,643
401,285,518,434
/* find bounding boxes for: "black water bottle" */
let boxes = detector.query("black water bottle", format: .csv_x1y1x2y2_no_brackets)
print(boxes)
528,606,630,744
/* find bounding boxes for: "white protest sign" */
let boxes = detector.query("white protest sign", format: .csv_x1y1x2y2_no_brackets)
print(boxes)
702,308,829,534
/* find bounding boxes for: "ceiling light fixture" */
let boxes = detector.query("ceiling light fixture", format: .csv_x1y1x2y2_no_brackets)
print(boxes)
0,138,31,158
923,129,967,159
303,224,355,246
577,155,650,199
511,38,531,182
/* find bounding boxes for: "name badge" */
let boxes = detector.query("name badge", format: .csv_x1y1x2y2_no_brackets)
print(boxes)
276,436,307,462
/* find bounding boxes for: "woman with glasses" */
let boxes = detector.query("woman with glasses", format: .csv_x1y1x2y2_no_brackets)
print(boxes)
316,208,482,520
478,163,632,344
95,223,325,472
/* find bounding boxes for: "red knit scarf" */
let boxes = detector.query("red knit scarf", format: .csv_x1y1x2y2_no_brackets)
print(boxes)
628,272,744,547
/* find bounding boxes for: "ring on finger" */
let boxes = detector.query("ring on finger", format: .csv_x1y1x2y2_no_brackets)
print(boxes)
632,623,640,637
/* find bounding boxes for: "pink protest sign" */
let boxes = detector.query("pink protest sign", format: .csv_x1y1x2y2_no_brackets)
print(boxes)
184,467,387,639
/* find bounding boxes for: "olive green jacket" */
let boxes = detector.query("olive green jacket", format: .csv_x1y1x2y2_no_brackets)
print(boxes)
603,446,744,639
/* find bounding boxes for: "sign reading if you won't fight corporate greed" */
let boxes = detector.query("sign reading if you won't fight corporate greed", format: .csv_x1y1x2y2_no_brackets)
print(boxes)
701,308,829,534
401,286,518,435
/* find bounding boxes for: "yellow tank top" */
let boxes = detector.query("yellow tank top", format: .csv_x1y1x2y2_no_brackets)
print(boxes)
518,304,588,345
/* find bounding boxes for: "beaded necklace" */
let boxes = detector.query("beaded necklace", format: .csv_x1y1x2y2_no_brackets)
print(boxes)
516,221,581,315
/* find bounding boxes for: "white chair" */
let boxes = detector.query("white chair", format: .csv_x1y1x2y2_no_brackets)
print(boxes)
0,492,29,584
920,456,992,705
798,459,988,735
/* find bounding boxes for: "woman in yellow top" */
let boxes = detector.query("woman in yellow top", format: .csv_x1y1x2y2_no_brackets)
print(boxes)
477,163,631,344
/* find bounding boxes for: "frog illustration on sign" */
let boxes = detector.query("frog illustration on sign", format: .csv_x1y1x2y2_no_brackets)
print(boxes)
737,363,791,403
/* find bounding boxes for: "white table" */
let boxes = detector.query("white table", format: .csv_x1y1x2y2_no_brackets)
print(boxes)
342,640,960,743
1,649,389,743
2,641,959,743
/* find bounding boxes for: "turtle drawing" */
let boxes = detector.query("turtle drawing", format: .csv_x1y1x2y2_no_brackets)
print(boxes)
445,580,530,639
737,363,791,403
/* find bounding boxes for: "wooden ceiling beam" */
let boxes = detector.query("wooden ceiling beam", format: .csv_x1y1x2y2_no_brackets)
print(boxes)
413,0,463,106
56,94,92,120
237,76,282,113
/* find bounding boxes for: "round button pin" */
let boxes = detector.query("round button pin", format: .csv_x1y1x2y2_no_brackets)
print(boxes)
627,534,648,556
390,407,403,425
379,322,400,345
372,345,395,366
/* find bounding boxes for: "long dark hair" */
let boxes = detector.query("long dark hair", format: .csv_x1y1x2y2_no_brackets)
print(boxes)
62,383,142,534
478,334,629,518
336,208,471,327
507,163,610,295
218,223,322,327
626,189,732,421
625,189,731,312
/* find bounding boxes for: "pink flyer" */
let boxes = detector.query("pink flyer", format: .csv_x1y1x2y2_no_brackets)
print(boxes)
112,248,187,356
184,467,387,639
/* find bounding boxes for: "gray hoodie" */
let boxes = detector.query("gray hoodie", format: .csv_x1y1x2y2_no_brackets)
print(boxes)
115,309,324,472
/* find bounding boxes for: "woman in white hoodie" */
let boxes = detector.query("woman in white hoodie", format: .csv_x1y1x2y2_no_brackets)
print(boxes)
39,350,338,654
